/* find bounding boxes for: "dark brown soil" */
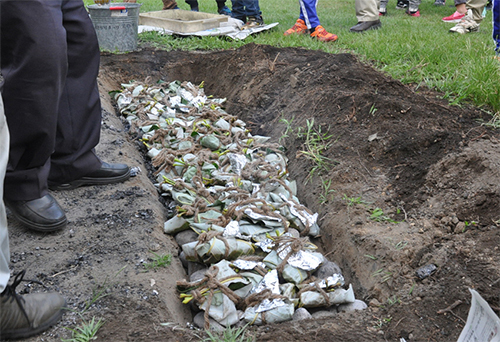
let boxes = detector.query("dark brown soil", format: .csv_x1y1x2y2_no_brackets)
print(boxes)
9,43,500,342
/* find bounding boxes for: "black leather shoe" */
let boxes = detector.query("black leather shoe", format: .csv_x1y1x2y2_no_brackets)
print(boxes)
5,194,67,232
349,20,382,32
48,162,130,191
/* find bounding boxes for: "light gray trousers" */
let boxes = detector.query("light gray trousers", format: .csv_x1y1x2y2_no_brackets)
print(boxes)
356,0,380,21
0,95,10,293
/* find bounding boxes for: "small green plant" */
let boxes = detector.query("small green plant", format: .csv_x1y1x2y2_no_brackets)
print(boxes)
144,252,172,270
365,254,378,260
482,113,500,128
296,119,334,182
369,104,378,116
78,266,126,314
386,295,400,307
372,268,393,283
373,316,392,329
460,220,478,233
369,208,398,223
342,194,370,207
279,115,295,143
394,241,408,250
62,315,104,342
319,177,335,204
409,282,416,296
204,324,254,342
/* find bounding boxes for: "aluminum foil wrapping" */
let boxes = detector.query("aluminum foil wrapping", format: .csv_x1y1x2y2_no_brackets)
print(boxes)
244,208,282,223
223,220,240,237
228,153,248,176
255,238,275,253
231,259,266,271
222,220,250,240
310,274,345,290
251,270,280,295
287,250,323,271
280,194,318,229
274,234,294,259
255,298,285,313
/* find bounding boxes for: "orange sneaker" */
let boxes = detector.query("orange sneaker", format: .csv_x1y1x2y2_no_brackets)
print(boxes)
284,19,308,36
310,25,338,42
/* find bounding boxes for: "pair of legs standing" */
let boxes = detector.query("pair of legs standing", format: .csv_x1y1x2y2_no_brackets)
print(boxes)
283,0,338,41
1,1,129,338
231,0,264,28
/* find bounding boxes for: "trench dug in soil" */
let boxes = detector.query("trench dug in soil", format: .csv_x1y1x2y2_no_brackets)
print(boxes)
9,43,500,342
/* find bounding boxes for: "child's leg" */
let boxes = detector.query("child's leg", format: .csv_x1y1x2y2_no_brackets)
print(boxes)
467,0,488,22
298,0,321,29
408,0,421,12
379,0,388,13
216,0,226,10
494,0,500,54
231,0,246,21
244,0,262,18
216,0,231,14
185,0,198,10
162,0,178,9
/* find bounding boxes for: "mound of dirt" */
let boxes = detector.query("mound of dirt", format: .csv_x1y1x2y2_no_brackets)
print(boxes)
9,43,500,342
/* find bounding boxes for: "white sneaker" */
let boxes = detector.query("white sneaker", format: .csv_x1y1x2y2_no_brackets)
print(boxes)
449,9,479,34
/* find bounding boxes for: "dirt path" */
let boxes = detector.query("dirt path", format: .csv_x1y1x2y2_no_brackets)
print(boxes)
8,44,500,342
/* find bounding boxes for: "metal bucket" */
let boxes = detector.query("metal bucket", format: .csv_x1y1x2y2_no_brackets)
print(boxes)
88,3,142,52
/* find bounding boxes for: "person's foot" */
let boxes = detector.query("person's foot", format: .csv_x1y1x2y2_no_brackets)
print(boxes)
396,0,409,9
48,162,130,191
406,8,421,16
0,271,66,340
442,11,466,22
434,0,446,6
349,20,382,32
310,25,338,42
218,5,231,15
284,19,308,36
190,6,199,11
241,16,264,30
379,5,387,16
5,194,67,232
449,10,479,33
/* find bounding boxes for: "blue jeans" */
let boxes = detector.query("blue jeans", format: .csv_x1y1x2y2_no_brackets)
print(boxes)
494,0,500,54
231,0,261,21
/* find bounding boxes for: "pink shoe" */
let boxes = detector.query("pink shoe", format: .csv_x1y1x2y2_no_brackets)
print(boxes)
406,9,420,16
442,11,466,22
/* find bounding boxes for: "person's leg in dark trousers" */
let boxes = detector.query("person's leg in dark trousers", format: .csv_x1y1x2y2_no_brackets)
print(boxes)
1,0,102,201
48,0,102,185
1,0,67,202
231,0,246,21
244,0,261,18
185,0,199,10
0,0,128,232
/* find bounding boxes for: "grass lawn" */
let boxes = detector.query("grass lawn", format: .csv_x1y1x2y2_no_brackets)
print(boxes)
84,0,500,116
